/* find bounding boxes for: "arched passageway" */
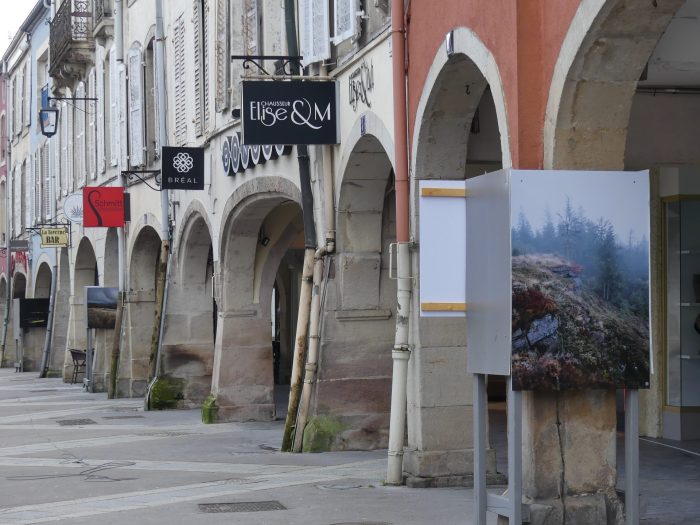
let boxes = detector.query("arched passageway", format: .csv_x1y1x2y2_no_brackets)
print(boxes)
209,183,304,422
69,238,99,386
124,226,161,397
10,272,27,370
0,276,9,367
409,39,506,484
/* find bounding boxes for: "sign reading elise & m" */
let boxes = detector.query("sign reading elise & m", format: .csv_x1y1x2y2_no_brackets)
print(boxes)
241,81,339,145
83,187,125,227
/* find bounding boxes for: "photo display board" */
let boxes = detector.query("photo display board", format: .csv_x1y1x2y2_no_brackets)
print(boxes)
462,169,651,391
86,287,119,329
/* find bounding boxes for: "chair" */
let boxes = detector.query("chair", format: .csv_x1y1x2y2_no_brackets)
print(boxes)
69,349,87,385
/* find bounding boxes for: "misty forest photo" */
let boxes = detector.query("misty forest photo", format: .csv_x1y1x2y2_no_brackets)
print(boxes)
510,176,651,391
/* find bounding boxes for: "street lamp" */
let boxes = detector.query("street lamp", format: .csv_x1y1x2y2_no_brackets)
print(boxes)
39,106,59,137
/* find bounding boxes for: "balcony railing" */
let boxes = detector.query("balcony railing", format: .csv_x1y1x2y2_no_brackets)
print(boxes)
94,0,112,28
50,0,94,75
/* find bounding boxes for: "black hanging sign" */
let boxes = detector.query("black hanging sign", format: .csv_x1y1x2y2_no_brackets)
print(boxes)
161,147,205,190
241,81,339,145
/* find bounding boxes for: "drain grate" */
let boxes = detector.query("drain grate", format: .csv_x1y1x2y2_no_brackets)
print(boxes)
102,415,145,420
198,501,286,513
57,419,97,426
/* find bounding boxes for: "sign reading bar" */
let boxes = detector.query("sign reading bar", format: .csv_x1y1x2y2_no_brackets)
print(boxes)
241,80,339,145
83,187,125,227
161,147,205,190
40,227,69,248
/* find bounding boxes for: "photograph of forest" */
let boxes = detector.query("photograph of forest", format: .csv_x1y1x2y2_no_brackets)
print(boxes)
510,172,650,391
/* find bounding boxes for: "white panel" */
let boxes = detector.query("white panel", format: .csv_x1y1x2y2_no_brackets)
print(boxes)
128,45,145,167
465,169,512,375
333,0,357,44
419,180,467,318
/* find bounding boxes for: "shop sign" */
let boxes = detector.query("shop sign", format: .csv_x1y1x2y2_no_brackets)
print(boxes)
161,147,205,190
241,80,339,145
349,60,374,112
63,193,83,223
8,240,29,252
40,227,69,248
83,187,125,227
222,133,291,175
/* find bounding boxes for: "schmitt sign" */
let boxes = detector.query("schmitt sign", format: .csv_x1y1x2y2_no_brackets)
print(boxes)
241,81,339,145
83,187,125,227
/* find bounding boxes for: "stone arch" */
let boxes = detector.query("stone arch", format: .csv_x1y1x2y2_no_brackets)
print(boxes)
12,272,27,299
70,238,98,355
406,26,510,484
126,225,161,397
159,211,216,406
210,182,304,421
34,262,52,299
544,0,685,169
412,26,512,177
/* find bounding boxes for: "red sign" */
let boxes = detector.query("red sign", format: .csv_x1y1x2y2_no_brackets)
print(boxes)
83,187,125,227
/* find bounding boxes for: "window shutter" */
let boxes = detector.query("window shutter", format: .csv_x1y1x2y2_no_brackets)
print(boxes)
23,61,31,128
109,47,120,167
119,63,128,168
60,101,68,194
333,0,357,44
152,44,161,157
75,83,86,188
67,98,74,192
42,145,50,220
14,75,21,135
203,0,210,131
300,0,330,65
214,0,230,112
193,1,203,137
8,79,13,137
174,16,187,145
23,160,30,231
34,153,40,225
96,46,106,175
87,68,97,180
128,45,145,167
13,166,21,236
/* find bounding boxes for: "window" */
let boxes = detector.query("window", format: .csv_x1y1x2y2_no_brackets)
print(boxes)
300,0,330,65
193,0,210,136
109,47,120,167
23,61,31,129
144,38,160,163
96,45,106,175
74,82,87,188
87,68,97,180
215,0,230,112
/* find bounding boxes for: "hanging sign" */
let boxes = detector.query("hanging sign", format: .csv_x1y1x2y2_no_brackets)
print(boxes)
241,80,339,145
8,240,29,252
83,187,125,227
40,227,69,248
222,134,291,176
63,193,83,223
161,146,205,190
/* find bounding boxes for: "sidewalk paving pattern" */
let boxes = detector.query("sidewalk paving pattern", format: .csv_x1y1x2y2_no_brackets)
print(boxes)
0,370,697,524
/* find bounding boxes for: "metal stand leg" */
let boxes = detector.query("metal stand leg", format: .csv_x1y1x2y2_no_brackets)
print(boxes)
508,377,522,524
625,389,639,525
474,373,487,525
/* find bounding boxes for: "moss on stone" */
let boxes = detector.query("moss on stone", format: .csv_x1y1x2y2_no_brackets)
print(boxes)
201,394,218,424
302,415,348,452
148,376,185,410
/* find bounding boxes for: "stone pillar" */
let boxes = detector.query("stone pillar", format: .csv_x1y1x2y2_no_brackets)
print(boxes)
208,310,275,422
522,390,622,525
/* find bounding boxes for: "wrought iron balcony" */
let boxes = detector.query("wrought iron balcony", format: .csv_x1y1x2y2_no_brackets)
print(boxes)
49,0,94,83
93,0,113,38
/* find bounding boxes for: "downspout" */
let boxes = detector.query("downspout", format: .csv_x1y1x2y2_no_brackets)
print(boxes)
292,94,336,452
281,0,318,452
145,0,172,407
0,60,12,365
386,0,412,485
109,0,127,397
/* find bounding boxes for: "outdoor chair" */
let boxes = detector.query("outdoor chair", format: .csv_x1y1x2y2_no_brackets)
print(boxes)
69,349,86,385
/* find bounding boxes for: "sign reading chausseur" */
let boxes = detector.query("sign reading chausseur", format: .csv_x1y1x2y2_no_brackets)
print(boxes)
161,146,205,190
83,187,125,227
241,81,339,145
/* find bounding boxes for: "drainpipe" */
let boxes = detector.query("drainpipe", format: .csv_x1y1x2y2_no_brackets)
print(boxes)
281,0,320,451
108,0,127,396
144,0,172,407
386,0,411,485
0,61,12,365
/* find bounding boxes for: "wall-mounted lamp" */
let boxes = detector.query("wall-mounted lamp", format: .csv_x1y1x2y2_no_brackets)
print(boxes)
39,106,59,137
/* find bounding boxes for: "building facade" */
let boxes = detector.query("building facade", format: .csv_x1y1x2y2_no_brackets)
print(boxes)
1,1,698,523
